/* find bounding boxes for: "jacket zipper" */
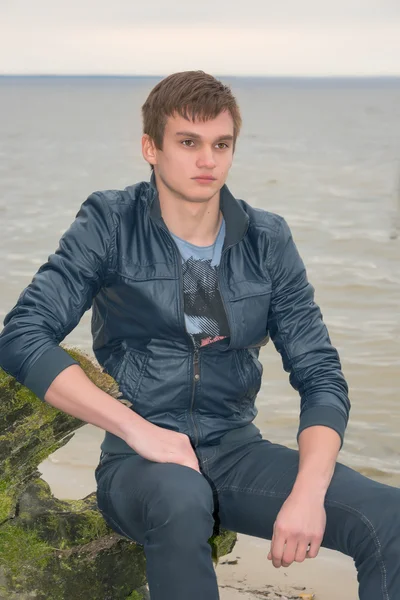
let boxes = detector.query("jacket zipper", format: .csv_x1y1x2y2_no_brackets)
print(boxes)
190,341,200,447
175,242,201,446
159,227,201,446
158,221,249,447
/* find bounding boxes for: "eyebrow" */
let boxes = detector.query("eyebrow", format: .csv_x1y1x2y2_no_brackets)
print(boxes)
175,131,234,142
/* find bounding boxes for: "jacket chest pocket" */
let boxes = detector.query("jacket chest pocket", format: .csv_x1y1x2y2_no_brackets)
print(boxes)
227,281,272,348
105,274,181,342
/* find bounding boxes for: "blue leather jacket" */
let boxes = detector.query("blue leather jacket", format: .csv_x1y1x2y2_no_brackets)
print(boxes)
0,175,350,453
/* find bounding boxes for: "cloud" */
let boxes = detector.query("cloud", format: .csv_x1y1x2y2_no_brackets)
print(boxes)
1,1,399,75
2,0,400,28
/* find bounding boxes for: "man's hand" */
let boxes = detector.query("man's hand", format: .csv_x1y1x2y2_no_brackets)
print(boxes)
267,490,326,568
125,419,201,473
267,426,340,568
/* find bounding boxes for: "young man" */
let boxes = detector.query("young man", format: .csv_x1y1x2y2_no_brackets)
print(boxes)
0,71,398,600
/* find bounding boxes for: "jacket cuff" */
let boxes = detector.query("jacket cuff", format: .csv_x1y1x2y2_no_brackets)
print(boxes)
297,404,348,449
23,346,79,401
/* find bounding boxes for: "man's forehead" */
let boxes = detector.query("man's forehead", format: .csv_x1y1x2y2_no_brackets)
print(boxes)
165,111,234,136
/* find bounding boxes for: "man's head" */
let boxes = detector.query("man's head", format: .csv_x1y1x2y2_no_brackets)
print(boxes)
141,71,242,203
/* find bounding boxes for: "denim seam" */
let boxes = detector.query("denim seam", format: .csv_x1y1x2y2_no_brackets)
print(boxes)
200,447,218,476
325,499,389,600
97,488,141,497
217,486,287,496
216,465,297,496
215,486,389,600
268,462,298,494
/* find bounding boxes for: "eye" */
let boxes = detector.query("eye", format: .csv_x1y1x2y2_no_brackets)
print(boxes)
181,139,195,147
216,142,229,149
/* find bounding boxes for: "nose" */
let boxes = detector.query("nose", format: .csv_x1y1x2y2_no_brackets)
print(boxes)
196,147,216,169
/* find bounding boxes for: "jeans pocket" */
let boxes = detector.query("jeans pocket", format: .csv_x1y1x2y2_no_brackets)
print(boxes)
198,445,219,477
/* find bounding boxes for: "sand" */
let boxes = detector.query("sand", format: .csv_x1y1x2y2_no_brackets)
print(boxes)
216,534,358,599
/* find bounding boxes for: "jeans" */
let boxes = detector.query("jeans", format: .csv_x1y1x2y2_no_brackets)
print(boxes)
95,424,400,600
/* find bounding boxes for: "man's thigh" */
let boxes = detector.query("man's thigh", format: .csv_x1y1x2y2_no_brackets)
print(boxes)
95,452,214,543
204,436,299,540
205,434,400,556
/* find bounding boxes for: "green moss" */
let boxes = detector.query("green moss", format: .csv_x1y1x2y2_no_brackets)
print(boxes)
0,371,42,413
126,591,145,600
0,479,13,523
74,509,109,545
31,477,54,501
0,523,53,578
14,385,45,409
208,529,237,565
14,482,107,550
65,348,121,399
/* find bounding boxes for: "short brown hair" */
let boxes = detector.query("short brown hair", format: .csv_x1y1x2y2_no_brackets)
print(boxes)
141,70,242,151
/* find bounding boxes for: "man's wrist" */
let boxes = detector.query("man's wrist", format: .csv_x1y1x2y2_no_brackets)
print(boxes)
291,471,330,502
116,408,147,443
293,425,341,500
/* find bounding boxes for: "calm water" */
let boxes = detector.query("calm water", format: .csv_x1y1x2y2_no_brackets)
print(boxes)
0,76,399,497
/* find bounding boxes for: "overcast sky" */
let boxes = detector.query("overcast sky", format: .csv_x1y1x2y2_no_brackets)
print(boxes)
1,0,400,76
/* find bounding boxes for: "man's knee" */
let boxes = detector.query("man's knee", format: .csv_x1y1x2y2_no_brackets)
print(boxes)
350,484,400,561
146,465,214,534
370,487,400,544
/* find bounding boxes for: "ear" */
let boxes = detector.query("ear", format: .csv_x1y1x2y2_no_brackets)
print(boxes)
142,134,158,167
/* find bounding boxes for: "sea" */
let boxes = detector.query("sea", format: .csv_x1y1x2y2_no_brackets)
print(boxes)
0,76,399,497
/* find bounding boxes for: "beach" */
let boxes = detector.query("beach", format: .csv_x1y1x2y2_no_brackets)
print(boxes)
1,76,399,598
217,535,357,599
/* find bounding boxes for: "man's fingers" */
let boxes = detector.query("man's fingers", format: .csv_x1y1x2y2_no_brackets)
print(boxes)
281,539,298,567
267,532,274,561
307,539,321,559
294,541,310,563
269,531,286,568
270,537,318,567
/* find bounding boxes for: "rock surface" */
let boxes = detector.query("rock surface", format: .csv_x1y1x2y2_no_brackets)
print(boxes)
0,347,237,599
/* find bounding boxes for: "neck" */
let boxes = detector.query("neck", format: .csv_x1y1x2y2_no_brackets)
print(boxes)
154,173,223,247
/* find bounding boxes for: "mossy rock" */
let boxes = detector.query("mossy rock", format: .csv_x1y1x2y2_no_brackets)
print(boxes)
0,347,237,598
0,348,119,525
125,587,150,600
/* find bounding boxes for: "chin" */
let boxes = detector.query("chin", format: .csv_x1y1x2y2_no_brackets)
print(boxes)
187,181,220,200
188,189,219,203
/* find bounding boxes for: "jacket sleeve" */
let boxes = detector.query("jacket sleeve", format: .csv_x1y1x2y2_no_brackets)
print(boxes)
0,192,116,401
266,217,350,447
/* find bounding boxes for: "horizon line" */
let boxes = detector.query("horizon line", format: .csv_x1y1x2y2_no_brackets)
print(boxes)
1,73,400,79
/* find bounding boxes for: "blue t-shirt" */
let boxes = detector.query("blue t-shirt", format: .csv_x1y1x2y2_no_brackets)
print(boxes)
171,219,229,348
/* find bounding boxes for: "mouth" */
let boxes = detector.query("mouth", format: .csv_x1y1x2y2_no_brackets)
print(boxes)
192,176,217,182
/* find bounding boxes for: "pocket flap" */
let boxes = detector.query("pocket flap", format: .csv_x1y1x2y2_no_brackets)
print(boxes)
228,280,272,301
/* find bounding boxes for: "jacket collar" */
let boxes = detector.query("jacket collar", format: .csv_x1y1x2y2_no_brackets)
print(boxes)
148,171,249,249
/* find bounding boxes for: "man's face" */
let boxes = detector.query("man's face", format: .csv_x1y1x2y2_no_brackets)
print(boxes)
143,110,235,203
